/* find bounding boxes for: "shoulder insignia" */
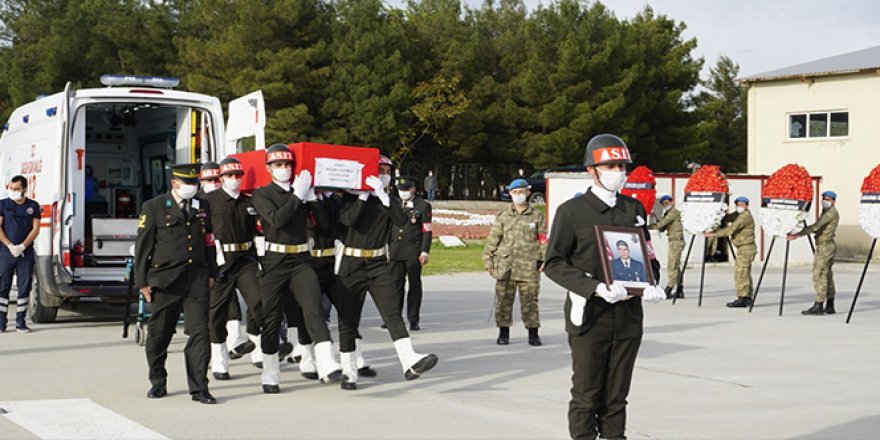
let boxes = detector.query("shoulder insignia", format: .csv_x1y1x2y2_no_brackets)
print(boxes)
165,199,173,208
138,213,147,229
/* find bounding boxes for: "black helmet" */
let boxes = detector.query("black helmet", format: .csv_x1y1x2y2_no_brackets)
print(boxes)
199,162,220,180
584,133,633,167
219,157,244,176
265,143,293,164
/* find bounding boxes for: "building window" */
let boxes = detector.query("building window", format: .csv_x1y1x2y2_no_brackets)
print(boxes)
788,111,848,139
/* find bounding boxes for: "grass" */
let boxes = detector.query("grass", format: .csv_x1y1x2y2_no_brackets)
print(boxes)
423,240,486,276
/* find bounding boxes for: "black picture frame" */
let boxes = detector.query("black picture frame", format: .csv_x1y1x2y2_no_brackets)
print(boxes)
594,225,655,296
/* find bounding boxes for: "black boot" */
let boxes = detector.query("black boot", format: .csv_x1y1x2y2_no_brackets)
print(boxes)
496,327,509,345
726,297,751,308
675,285,685,299
801,302,825,315
527,328,542,346
664,286,673,299
825,298,836,314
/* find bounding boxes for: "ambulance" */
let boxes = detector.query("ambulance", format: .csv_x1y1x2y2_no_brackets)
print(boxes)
0,75,265,322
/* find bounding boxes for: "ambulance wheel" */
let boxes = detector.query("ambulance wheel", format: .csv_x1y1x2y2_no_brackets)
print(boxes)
135,322,147,346
29,273,59,323
529,192,546,205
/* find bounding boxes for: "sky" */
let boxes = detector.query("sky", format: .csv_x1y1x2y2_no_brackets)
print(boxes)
385,0,880,79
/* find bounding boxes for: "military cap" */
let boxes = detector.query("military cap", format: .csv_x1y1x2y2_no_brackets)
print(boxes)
821,190,837,200
200,162,220,180
265,143,294,164
508,178,530,190
659,194,673,203
395,176,416,190
170,163,201,184
219,157,245,176
734,196,749,205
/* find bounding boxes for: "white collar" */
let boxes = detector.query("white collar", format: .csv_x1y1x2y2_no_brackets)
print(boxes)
222,186,240,199
589,185,617,207
171,190,184,205
273,180,291,192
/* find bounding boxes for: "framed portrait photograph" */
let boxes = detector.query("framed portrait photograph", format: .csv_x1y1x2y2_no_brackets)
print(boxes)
594,225,655,296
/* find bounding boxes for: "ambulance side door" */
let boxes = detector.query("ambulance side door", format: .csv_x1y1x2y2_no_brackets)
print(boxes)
224,90,266,156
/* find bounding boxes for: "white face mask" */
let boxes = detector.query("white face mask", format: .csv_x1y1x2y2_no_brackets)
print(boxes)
398,190,413,201
222,178,242,193
8,190,23,201
176,183,198,200
821,200,832,209
511,193,528,205
379,174,392,188
271,167,291,183
736,206,746,214
597,169,627,192
201,182,220,193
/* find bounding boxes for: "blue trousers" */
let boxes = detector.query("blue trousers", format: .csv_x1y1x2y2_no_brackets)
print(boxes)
0,247,35,327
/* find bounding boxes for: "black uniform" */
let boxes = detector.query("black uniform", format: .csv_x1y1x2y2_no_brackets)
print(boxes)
135,193,218,395
388,196,432,327
337,193,408,350
251,182,332,357
544,190,649,440
204,189,263,345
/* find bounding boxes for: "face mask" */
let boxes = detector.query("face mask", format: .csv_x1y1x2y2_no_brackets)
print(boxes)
821,200,832,209
272,167,291,183
597,169,627,192
8,190,22,201
511,193,528,205
398,190,413,201
176,183,198,200
202,182,220,193
223,178,242,193
736,206,746,214
379,174,392,188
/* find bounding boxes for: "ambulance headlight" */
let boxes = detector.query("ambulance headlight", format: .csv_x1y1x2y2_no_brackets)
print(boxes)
100,75,179,88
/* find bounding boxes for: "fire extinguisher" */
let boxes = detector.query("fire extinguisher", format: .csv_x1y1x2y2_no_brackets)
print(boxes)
72,240,85,267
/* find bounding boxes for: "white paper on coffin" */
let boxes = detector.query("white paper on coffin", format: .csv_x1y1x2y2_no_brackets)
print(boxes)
314,158,364,189
760,208,807,238
681,202,727,235
858,203,880,239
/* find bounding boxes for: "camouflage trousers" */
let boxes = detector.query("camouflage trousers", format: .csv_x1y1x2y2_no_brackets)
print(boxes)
812,242,836,302
734,245,756,298
666,239,685,288
495,278,540,328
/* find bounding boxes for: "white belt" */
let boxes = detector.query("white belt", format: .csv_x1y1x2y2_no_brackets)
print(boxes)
342,247,386,258
221,242,252,252
265,242,309,254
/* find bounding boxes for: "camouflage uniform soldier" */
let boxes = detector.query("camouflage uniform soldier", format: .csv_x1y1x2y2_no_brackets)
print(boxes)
649,195,684,299
789,190,839,315
483,179,548,346
705,196,756,308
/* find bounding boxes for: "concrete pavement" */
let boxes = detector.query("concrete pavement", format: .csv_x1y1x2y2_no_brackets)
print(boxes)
1,263,879,439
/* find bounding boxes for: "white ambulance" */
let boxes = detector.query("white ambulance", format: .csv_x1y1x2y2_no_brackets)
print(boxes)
0,75,265,322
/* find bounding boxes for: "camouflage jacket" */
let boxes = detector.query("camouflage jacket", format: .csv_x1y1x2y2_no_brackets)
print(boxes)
650,207,684,243
713,208,755,248
482,204,547,281
799,206,838,245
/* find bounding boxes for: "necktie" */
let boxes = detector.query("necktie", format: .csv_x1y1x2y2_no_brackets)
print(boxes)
180,200,189,217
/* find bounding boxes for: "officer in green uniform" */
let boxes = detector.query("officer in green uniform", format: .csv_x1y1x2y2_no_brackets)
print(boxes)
205,157,263,380
336,155,438,390
135,163,218,404
483,178,547,346
388,176,433,331
789,190,839,315
251,144,341,394
544,134,666,440
705,196,756,308
649,195,685,299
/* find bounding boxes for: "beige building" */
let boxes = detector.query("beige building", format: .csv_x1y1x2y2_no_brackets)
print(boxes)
740,45,880,258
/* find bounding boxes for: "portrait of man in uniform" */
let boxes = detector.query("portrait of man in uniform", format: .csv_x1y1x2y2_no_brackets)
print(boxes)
597,227,653,293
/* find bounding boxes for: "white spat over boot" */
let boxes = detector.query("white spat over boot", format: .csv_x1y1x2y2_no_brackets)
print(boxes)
261,353,281,394
314,341,343,384
340,352,358,390
298,343,318,380
354,338,377,377
210,343,230,380
393,338,439,381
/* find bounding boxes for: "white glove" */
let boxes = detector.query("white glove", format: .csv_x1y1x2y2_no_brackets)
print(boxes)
569,292,587,325
642,285,666,304
292,170,312,200
8,244,21,257
15,245,25,257
365,176,390,207
304,186,317,202
595,282,627,304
